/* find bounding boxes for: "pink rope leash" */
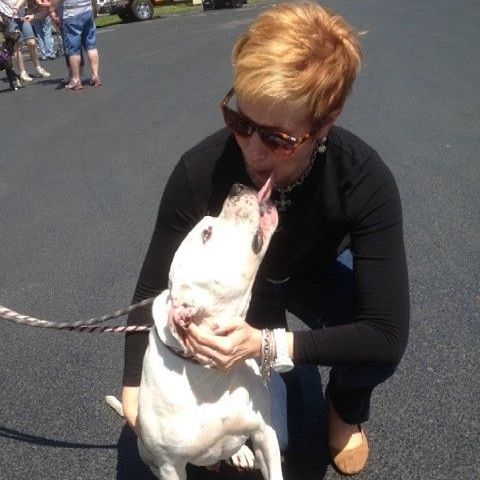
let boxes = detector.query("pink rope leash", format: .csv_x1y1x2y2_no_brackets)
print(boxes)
0,297,155,333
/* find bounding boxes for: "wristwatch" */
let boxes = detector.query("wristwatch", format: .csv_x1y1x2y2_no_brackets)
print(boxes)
272,328,294,372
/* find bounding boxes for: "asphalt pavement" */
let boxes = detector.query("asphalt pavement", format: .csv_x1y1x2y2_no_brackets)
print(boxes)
0,1,479,479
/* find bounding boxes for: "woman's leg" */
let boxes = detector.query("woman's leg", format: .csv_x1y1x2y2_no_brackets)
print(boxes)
43,17,55,58
286,250,397,425
32,20,46,58
25,38,40,69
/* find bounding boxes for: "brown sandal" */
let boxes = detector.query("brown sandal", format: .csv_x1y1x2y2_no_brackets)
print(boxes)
90,75,103,87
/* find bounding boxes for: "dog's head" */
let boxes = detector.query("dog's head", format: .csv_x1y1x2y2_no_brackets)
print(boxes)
165,176,278,346
3,30,20,50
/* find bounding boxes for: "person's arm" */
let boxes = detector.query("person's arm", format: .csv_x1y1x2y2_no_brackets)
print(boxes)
121,385,140,435
293,153,410,367
22,5,47,22
12,0,26,16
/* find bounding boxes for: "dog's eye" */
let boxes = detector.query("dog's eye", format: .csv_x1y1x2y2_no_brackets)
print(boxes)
252,229,263,254
201,226,212,243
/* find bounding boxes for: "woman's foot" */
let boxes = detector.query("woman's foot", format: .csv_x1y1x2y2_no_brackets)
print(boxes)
20,71,33,82
65,79,83,90
90,75,103,87
327,397,369,475
35,66,51,78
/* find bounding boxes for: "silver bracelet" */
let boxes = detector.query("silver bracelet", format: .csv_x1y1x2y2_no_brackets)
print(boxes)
260,329,276,380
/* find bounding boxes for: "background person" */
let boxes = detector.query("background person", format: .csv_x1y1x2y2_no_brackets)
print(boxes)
50,0,101,90
0,0,50,81
27,0,55,60
121,3,409,476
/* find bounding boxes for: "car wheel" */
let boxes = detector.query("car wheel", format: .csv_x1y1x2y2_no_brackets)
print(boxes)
129,0,154,21
202,0,214,11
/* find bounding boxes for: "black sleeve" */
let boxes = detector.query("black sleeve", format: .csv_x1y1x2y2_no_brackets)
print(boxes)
122,159,204,386
293,155,410,367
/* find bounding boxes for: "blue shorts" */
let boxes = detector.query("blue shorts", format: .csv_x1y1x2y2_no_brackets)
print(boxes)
62,10,96,56
6,17,35,42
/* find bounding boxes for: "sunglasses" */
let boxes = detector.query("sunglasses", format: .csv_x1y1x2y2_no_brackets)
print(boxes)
221,88,321,155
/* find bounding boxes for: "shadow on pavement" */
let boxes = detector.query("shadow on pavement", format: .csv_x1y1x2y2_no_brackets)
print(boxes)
0,425,117,450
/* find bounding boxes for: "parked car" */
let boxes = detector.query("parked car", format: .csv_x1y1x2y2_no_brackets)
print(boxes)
202,0,247,10
100,0,247,22
100,0,156,21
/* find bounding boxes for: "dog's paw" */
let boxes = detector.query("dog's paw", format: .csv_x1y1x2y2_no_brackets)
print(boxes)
105,395,125,418
228,445,257,470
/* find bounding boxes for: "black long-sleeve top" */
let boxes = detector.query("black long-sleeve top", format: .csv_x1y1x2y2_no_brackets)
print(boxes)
122,126,410,386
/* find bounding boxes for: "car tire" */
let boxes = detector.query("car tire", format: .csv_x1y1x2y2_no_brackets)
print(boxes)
129,0,154,21
202,0,214,11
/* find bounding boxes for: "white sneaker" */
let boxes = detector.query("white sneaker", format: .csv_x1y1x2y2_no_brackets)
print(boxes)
36,67,51,78
20,71,33,82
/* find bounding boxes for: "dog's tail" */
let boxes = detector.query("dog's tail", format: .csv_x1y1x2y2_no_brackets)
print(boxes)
105,395,125,418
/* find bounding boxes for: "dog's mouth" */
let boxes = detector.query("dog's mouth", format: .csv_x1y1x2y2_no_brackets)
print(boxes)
225,174,278,255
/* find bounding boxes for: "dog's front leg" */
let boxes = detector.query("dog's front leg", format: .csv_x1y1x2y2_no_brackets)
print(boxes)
157,461,187,480
251,425,283,480
6,68,17,90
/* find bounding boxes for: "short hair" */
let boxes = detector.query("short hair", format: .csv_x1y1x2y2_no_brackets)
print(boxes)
232,2,362,124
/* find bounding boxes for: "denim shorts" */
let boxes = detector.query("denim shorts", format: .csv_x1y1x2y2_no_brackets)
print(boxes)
6,17,35,42
62,10,96,56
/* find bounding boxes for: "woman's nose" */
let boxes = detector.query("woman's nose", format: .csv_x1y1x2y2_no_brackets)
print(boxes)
245,132,269,161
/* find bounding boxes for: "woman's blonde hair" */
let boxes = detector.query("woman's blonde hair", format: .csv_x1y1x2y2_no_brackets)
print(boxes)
232,2,362,124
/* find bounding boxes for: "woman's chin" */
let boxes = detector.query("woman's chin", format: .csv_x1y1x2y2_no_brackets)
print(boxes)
247,170,272,190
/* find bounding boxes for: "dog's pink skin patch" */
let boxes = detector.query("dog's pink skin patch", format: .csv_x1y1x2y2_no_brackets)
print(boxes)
167,305,200,349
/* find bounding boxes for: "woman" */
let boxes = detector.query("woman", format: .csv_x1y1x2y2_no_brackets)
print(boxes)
121,3,409,476
0,0,51,81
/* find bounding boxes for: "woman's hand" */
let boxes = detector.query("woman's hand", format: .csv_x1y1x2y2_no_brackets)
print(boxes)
121,386,140,436
185,319,262,371
22,14,34,22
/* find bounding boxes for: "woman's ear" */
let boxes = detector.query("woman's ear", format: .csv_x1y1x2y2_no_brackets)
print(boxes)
318,108,342,138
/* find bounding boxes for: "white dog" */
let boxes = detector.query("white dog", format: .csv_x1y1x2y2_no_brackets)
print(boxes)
109,178,282,480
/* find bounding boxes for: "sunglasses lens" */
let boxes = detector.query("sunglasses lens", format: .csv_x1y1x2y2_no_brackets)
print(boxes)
223,107,252,137
222,104,297,154
259,131,296,153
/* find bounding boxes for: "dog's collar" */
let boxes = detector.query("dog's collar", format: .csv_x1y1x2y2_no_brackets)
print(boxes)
162,343,202,365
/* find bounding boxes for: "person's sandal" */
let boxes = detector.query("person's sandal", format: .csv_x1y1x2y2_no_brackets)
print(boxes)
327,397,369,475
90,75,103,87
65,79,83,90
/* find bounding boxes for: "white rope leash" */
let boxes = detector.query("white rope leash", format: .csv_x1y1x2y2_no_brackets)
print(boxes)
0,297,154,333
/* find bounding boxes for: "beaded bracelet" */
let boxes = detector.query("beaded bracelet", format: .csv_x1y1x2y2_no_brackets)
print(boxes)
260,329,276,379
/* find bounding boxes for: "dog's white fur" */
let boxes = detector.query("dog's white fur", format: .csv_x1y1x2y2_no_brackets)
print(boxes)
135,182,282,480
